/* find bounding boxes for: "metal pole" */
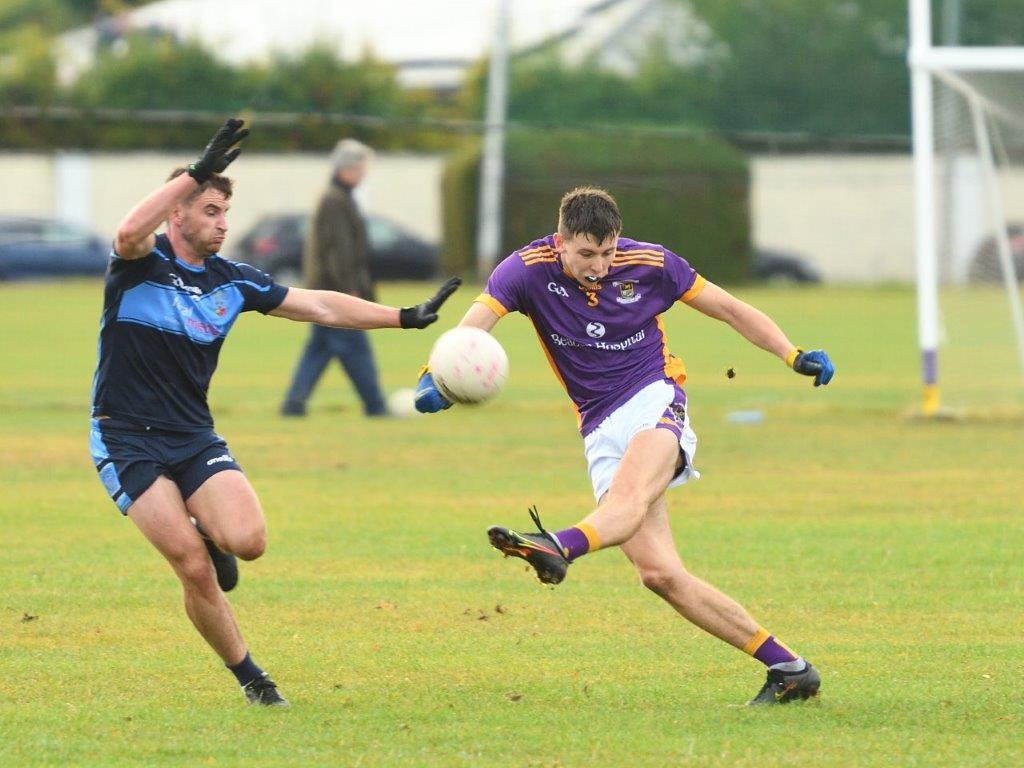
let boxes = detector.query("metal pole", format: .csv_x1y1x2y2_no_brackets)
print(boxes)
909,0,941,414
476,0,510,279
938,0,961,283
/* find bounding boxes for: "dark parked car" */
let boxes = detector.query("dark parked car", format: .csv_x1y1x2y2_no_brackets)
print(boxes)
232,213,439,284
752,248,822,284
0,216,109,280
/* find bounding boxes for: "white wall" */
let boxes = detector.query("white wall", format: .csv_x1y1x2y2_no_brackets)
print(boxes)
752,153,1024,282
0,151,445,255
751,155,917,282
6,150,1023,283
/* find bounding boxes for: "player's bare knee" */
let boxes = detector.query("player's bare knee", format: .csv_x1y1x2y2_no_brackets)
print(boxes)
638,566,694,601
228,526,266,561
638,567,678,597
174,551,218,591
605,488,648,526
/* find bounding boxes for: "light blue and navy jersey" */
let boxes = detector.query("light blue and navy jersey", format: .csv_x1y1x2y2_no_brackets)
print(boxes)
91,233,288,431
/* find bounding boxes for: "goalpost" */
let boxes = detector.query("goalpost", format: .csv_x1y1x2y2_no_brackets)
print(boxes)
908,0,1024,415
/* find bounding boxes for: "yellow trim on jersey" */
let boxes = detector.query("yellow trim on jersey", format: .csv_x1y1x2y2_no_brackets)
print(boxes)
520,244,553,257
530,321,582,428
614,248,664,259
613,253,663,262
743,627,772,656
680,274,707,303
613,258,664,269
610,257,667,266
656,316,688,386
522,256,557,266
473,293,509,318
520,246,556,264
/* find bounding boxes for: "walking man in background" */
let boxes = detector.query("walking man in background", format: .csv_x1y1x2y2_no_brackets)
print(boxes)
281,139,389,417
89,119,459,706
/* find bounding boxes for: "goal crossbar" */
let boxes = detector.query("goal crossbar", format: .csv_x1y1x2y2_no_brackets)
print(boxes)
910,48,1024,73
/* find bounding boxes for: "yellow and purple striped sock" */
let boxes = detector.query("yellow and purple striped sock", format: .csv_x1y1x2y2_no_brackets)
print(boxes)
743,627,799,667
553,523,600,561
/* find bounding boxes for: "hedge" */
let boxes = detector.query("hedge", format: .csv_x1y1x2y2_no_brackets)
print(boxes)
442,128,751,283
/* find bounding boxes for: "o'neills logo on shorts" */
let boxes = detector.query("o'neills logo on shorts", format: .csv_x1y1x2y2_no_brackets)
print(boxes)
206,454,234,466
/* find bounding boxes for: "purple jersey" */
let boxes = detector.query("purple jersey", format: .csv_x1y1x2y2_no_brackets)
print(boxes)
476,234,707,435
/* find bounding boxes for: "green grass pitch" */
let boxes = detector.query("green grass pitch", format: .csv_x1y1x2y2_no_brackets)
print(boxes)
1,280,1021,766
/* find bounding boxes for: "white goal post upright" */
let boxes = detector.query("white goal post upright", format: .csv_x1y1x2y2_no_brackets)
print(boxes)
908,0,1024,414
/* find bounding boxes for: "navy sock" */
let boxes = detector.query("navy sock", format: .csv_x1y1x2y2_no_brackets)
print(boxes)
227,652,264,687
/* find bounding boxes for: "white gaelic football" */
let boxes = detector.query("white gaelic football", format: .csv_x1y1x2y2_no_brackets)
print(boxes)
428,327,509,405
386,387,420,418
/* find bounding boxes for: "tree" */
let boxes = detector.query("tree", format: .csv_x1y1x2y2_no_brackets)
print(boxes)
0,25,58,105
688,0,910,136
69,33,243,110
243,46,406,117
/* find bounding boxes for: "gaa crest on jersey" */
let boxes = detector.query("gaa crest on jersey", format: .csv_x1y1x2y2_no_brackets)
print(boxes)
613,280,642,304
212,293,228,317
667,401,687,425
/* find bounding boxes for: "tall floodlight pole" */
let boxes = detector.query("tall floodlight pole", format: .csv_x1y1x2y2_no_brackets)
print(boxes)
476,0,510,279
909,0,941,415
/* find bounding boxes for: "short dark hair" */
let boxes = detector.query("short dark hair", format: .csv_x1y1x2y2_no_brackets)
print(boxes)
557,187,622,243
167,167,233,202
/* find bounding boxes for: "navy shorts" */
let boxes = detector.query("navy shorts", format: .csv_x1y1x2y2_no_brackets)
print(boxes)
89,418,243,514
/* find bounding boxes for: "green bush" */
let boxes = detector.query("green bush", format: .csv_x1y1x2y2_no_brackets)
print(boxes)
442,128,750,283
440,137,482,276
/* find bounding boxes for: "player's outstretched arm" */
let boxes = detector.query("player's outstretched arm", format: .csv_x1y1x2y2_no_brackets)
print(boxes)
686,281,835,386
270,278,461,330
114,118,249,260
414,301,503,413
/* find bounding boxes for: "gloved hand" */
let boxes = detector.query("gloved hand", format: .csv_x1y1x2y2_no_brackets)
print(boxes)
414,367,452,413
789,348,835,387
399,278,462,329
188,118,250,184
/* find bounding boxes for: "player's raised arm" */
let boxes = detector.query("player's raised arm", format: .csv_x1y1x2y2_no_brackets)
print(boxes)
115,118,249,260
686,281,835,386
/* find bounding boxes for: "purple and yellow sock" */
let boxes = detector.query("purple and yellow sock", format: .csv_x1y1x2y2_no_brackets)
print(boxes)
552,523,600,561
743,627,799,667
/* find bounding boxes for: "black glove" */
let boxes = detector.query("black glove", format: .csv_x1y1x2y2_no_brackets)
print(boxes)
188,118,250,184
399,277,462,329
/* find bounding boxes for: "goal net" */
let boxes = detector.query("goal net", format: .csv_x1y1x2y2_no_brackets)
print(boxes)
910,1,1024,415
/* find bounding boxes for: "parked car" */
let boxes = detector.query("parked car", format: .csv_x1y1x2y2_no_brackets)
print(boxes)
752,248,822,284
968,224,1024,283
0,216,109,280
232,213,440,284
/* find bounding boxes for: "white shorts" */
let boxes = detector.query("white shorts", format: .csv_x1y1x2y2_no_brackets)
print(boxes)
583,380,699,501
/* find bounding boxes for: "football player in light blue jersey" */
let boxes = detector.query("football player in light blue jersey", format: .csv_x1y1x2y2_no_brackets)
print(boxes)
416,187,834,705
90,119,460,706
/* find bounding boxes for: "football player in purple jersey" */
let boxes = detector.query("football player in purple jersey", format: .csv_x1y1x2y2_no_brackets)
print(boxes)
415,187,834,705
